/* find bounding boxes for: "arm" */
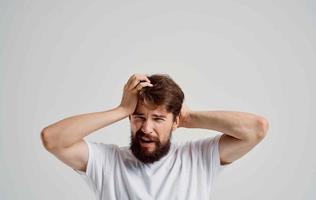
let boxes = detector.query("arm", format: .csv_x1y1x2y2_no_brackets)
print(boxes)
179,105,269,165
41,107,129,150
41,73,153,171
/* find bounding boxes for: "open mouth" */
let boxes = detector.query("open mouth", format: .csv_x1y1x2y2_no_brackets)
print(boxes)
139,137,155,144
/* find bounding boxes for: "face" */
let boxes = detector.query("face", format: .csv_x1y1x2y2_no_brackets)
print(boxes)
129,101,179,164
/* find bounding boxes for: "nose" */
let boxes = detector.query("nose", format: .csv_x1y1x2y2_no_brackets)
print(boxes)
141,119,153,134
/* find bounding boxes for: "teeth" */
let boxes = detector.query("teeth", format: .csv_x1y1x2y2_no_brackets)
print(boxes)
141,137,153,143
142,137,151,141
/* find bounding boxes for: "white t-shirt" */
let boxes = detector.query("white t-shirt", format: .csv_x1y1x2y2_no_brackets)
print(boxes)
74,134,229,200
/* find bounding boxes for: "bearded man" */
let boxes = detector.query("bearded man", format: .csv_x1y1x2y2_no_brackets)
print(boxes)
41,73,269,200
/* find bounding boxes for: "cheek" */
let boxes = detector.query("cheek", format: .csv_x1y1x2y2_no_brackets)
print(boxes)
158,125,172,140
130,120,141,130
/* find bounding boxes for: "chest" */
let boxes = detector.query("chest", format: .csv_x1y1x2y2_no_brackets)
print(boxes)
107,158,210,200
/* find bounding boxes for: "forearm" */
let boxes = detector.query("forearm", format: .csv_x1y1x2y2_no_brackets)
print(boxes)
182,110,268,140
41,106,129,149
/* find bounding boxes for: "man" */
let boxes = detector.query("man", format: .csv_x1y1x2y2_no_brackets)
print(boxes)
41,73,269,200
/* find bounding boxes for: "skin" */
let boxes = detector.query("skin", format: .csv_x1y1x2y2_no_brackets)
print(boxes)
41,73,269,172
128,101,178,163
130,101,178,152
180,109,269,164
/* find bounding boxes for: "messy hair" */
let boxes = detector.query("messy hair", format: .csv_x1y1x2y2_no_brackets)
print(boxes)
138,74,185,121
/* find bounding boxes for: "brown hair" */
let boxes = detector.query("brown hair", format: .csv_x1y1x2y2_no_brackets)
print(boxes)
138,74,185,121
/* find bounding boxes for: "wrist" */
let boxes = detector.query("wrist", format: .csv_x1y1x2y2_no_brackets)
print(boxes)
115,105,133,117
179,111,192,128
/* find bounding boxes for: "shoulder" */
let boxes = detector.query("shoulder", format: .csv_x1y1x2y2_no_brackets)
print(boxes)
85,141,120,158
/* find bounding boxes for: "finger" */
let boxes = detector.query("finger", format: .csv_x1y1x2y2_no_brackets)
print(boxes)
134,81,153,91
132,73,150,82
125,74,137,88
143,74,151,83
130,75,152,89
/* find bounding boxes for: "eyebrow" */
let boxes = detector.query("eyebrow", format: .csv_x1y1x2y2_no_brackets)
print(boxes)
152,114,167,118
132,112,167,118
132,112,144,116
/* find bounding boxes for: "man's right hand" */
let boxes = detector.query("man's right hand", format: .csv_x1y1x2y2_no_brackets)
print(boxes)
118,74,153,115
41,73,153,173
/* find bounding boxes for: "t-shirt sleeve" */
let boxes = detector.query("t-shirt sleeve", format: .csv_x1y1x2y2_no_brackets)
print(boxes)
73,139,117,194
191,134,231,180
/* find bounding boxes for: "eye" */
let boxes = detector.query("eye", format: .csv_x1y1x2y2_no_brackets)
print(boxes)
134,116,145,120
154,118,164,122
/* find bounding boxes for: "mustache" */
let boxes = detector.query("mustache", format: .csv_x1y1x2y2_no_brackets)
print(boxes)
136,129,159,142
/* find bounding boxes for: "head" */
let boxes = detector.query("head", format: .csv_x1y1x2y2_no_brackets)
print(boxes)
129,74,185,164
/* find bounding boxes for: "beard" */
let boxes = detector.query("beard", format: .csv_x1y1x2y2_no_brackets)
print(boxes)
129,128,172,164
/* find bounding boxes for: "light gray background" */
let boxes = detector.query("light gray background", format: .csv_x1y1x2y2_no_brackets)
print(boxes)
1,0,315,199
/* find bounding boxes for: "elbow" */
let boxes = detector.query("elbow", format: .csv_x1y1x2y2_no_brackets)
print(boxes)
40,128,57,151
256,117,269,140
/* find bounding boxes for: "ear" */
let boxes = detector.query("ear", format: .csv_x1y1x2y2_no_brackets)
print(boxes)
172,115,180,131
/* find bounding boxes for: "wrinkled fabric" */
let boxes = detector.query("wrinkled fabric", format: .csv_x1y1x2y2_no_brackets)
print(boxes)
74,134,229,200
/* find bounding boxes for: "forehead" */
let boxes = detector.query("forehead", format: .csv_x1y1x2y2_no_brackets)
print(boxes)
132,101,170,116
